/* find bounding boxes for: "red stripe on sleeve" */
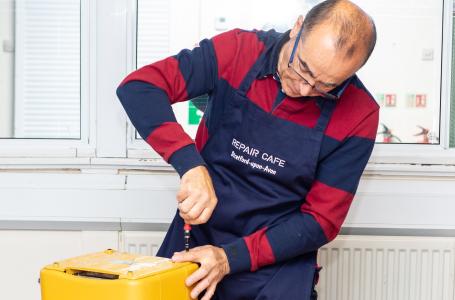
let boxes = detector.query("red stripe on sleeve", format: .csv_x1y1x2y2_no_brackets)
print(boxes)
244,227,276,272
325,84,379,141
347,108,379,140
120,57,188,104
301,180,354,241
146,122,194,161
212,29,265,89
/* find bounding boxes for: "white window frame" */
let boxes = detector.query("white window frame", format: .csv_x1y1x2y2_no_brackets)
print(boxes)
0,0,137,167
0,0,95,160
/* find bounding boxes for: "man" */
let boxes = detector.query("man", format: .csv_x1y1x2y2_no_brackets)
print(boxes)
117,0,379,299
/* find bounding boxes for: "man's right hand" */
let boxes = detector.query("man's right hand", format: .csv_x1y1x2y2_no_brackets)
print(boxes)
177,166,218,225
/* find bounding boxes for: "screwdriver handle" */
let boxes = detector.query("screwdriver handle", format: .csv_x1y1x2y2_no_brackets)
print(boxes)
184,224,191,252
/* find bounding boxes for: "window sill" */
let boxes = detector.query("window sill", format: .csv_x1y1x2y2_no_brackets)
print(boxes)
370,144,455,165
0,155,454,179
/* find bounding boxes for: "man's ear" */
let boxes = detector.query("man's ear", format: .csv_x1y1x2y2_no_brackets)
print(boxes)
289,15,304,39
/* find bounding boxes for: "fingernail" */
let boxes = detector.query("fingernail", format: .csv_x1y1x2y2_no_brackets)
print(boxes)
185,278,193,286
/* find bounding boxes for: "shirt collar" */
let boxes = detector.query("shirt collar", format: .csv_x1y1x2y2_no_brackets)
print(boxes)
258,30,291,78
330,76,353,98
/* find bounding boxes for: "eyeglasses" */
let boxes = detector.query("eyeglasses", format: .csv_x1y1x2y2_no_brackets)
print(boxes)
288,25,339,100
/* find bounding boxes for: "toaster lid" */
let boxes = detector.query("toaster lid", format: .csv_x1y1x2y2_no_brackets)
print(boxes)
45,249,193,280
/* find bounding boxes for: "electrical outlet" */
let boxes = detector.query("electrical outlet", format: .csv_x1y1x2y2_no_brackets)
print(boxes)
214,17,228,31
2,40,14,53
422,48,434,61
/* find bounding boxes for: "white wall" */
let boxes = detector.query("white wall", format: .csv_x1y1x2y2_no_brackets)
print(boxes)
0,230,119,300
2,167,455,234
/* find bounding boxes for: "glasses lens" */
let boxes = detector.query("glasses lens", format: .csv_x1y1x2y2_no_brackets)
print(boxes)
289,65,338,99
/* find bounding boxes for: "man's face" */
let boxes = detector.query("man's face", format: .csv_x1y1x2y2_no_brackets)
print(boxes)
278,24,365,98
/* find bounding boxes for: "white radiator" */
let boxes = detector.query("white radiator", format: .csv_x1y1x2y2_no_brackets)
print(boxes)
120,232,455,299
317,235,455,300
120,231,167,256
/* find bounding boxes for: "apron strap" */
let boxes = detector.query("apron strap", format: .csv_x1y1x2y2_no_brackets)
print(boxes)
238,53,267,96
305,99,337,166
314,98,337,133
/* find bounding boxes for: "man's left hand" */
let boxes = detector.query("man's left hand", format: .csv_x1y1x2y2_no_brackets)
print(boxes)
171,245,230,300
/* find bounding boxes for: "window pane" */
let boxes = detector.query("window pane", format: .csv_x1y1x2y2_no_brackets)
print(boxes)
136,0,201,139
0,0,81,139
357,0,442,144
137,0,443,145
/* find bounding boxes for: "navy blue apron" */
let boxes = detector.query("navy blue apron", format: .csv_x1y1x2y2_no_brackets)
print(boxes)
158,52,336,300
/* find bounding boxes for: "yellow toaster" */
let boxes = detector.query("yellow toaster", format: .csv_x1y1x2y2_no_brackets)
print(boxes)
40,249,198,300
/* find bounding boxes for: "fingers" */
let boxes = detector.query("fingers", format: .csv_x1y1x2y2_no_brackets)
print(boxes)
178,196,196,214
191,271,218,299
178,189,214,224
171,246,228,300
180,201,206,224
201,283,217,300
195,207,212,225
176,188,189,203
171,250,197,263
177,165,218,224
186,266,209,286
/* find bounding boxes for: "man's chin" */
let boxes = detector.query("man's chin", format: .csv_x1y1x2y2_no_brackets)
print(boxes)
283,90,301,98
283,85,309,98
281,86,297,98
284,87,319,99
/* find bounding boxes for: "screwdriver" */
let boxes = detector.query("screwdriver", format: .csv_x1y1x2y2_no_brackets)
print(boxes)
184,224,191,252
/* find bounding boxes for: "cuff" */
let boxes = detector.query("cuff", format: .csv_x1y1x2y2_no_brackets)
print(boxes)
168,144,206,177
221,238,251,274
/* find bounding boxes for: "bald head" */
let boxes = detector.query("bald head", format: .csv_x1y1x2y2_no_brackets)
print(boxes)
302,0,376,66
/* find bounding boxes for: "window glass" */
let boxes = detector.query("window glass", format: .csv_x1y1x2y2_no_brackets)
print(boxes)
450,2,455,148
357,0,442,144
0,0,81,139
